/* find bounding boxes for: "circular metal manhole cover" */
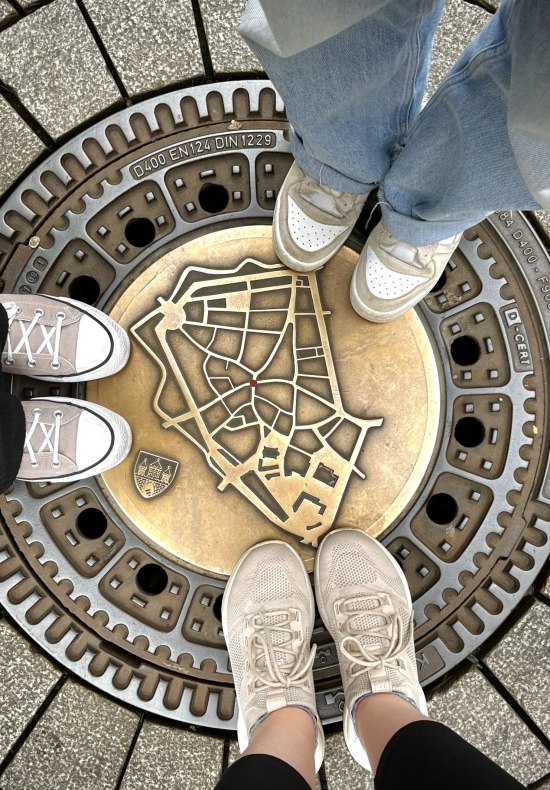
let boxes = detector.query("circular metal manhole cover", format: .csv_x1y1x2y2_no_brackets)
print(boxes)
0,81,549,729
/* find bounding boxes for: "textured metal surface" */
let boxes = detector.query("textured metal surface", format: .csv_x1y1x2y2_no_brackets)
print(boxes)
0,81,549,731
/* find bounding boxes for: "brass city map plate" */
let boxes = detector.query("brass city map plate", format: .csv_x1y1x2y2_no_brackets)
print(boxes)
90,226,440,576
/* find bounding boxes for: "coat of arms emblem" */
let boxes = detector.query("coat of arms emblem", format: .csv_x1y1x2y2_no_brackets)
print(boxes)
134,452,179,498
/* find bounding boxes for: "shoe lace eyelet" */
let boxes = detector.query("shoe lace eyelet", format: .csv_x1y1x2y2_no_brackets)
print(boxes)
30,461,39,468
50,362,60,370
51,461,61,468
56,311,66,320
4,359,14,366
32,408,41,415
34,308,44,317
27,360,37,368
53,410,63,418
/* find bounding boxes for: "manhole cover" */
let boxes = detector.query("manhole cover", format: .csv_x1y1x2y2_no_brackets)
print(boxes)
0,81,548,728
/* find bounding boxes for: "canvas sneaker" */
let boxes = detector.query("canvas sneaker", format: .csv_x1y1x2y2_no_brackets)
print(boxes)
315,528,427,771
350,221,462,322
0,293,130,381
18,397,132,482
273,162,369,271
222,540,325,771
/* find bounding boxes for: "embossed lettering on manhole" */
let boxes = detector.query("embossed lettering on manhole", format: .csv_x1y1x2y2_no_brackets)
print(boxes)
131,258,383,546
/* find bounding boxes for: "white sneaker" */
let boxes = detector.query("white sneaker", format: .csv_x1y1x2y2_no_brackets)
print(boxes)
273,162,368,271
18,397,132,482
350,221,462,322
222,540,325,771
0,293,130,381
315,528,427,771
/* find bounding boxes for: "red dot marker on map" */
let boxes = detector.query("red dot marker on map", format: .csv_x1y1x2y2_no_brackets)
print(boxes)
250,379,257,387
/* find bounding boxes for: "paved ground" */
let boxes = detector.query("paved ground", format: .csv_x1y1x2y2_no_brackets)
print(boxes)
0,1,549,789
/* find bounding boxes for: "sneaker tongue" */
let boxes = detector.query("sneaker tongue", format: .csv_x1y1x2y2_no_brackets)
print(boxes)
301,188,344,218
347,597,390,651
258,612,293,668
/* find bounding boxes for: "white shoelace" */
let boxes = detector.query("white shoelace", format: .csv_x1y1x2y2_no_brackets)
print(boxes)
24,407,62,468
4,301,65,369
247,609,316,693
339,595,413,681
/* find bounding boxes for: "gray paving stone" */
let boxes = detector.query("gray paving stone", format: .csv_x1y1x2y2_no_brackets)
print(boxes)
0,96,44,195
0,0,121,138
199,0,262,73
0,0,17,23
485,601,550,738
120,721,224,790
227,738,240,767
428,667,550,785
82,0,203,96
0,619,62,762
324,730,374,790
426,0,490,98
535,211,550,244
1,679,139,790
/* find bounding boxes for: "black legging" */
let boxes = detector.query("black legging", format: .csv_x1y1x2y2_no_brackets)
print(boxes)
215,721,525,790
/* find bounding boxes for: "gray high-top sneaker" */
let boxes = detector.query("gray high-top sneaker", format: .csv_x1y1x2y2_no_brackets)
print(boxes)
0,294,129,381
222,540,325,771
273,162,369,271
350,221,462,322
315,528,427,771
18,398,132,482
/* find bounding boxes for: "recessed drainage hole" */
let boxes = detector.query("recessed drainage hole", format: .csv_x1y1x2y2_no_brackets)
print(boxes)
450,335,481,366
68,275,100,305
77,508,107,540
426,493,458,525
213,593,223,622
124,217,156,247
136,563,168,595
431,269,447,292
198,183,230,214
455,416,485,447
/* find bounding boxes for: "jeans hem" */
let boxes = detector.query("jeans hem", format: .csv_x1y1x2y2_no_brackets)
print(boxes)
290,128,376,195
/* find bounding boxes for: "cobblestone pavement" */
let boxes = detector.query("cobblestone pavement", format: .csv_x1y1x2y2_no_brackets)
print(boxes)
0,1,549,789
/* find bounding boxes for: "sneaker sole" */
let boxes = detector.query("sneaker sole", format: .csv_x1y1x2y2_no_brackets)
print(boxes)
315,528,428,772
222,539,325,770
24,397,132,482
27,295,130,381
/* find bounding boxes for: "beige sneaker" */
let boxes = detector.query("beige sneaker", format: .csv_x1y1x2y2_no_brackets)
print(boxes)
18,397,132,482
0,293,129,381
222,540,325,771
350,221,462,322
273,162,368,271
315,528,427,771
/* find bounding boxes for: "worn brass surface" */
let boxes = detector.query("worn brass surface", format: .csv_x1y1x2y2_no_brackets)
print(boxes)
90,226,440,577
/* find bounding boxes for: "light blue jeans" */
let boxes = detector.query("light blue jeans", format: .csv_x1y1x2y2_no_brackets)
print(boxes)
240,0,550,245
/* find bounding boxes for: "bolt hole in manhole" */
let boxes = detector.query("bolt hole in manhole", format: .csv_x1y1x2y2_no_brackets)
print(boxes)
454,416,486,447
68,275,101,305
450,335,481,366
212,593,224,622
124,217,156,247
136,563,169,595
77,508,108,539
426,493,459,524
431,268,447,292
199,183,230,213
